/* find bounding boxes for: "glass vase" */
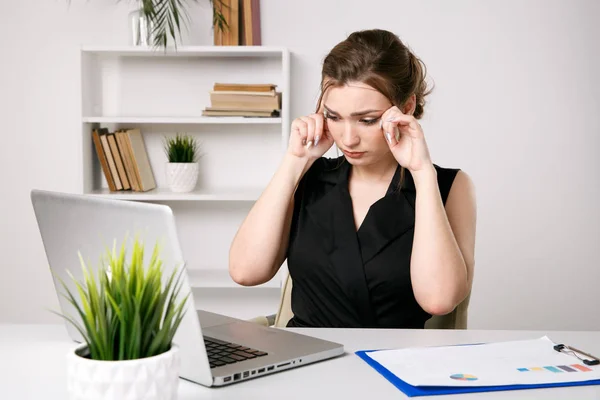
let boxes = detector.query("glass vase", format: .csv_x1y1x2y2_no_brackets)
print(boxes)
129,8,155,46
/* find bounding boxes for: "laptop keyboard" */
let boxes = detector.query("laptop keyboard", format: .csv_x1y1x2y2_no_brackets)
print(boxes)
203,336,268,369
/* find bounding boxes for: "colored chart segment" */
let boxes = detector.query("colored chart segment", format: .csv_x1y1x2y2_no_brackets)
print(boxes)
517,364,593,373
450,374,478,381
558,365,577,372
572,364,593,372
544,366,562,373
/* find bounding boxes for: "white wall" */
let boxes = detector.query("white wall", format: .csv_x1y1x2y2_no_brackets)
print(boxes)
1,0,599,330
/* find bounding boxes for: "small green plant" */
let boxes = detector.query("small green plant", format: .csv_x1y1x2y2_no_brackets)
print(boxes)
164,134,200,163
54,236,189,361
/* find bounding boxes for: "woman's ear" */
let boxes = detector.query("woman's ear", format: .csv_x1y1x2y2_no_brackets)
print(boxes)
402,94,417,115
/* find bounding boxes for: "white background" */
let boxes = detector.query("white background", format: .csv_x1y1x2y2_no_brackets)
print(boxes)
0,0,598,330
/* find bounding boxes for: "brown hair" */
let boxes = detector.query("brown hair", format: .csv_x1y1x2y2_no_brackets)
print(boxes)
317,29,432,117
316,29,433,189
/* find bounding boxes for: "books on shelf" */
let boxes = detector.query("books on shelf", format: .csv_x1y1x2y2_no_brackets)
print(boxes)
92,127,156,192
212,82,273,92
213,0,261,46
202,82,281,118
202,108,277,117
241,0,261,46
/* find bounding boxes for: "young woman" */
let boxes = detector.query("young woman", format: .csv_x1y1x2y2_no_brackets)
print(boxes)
229,29,477,329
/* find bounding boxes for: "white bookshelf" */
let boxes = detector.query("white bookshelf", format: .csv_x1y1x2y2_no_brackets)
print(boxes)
81,45,287,58
87,187,264,201
82,116,282,124
79,45,290,320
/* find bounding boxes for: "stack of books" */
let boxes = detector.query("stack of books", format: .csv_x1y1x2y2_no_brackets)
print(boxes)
202,83,281,118
213,0,261,46
92,127,156,192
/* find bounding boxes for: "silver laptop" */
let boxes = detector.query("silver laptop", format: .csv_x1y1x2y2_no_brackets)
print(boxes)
30,189,344,387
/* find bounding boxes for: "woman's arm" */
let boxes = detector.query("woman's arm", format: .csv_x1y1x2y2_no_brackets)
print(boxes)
409,167,477,315
229,153,309,286
229,111,333,286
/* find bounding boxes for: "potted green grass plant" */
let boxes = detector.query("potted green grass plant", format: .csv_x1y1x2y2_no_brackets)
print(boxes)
56,235,189,400
163,134,201,193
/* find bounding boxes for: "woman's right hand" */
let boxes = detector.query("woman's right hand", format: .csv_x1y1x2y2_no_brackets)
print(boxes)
287,113,334,160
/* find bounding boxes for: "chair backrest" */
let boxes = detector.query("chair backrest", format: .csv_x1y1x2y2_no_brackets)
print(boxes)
273,272,470,329
273,271,295,328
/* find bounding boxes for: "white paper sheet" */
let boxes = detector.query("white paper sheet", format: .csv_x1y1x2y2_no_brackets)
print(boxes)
366,336,600,387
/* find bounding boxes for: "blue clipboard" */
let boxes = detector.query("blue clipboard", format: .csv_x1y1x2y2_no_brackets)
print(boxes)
355,349,600,397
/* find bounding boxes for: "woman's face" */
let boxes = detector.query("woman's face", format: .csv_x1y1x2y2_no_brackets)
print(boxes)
322,81,393,166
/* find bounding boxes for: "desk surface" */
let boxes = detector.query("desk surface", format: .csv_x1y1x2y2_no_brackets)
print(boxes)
2,324,599,399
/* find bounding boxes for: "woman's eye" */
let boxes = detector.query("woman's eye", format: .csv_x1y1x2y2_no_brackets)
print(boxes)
361,118,379,126
326,114,339,121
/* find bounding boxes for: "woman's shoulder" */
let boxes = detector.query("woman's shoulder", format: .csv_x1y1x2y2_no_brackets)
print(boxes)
433,163,461,179
304,155,347,183
293,156,346,205
432,163,463,205
312,155,346,170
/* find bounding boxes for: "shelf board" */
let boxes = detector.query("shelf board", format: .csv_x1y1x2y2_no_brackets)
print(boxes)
86,187,263,201
187,269,280,289
81,45,287,58
82,116,282,124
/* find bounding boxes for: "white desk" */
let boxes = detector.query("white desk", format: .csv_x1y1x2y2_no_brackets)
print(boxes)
2,324,599,399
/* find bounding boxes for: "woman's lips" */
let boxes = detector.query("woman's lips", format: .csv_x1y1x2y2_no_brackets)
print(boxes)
343,150,365,159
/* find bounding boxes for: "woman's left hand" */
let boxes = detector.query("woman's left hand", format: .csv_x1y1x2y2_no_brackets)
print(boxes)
380,106,433,173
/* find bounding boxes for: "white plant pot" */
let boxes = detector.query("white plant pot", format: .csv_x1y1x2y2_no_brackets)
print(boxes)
166,162,199,193
66,343,180,400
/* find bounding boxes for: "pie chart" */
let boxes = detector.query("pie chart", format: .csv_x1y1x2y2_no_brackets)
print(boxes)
450,374,478,381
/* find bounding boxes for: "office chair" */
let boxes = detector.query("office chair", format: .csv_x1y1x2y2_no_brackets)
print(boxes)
249,270,471,329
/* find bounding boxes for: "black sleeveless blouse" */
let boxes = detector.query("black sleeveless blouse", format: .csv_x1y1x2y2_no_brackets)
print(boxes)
286,156,459,329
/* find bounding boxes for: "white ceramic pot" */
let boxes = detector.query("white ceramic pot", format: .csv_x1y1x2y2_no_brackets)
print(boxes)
66,344,180,400
166,162,199,193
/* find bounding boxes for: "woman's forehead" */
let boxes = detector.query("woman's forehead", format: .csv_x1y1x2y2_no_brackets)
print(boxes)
323,83,390,114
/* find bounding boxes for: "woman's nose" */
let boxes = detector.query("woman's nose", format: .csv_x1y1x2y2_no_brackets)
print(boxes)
341,123,360,148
